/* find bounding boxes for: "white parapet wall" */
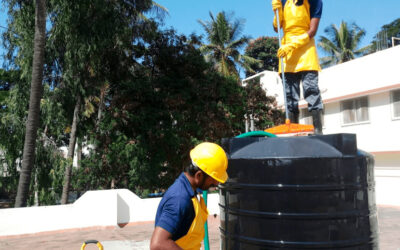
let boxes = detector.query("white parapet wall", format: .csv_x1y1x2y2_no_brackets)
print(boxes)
0,190,120,237
0,189,221,237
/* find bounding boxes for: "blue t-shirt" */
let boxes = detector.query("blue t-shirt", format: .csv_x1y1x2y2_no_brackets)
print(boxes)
282,0,323,18
155,173,195,241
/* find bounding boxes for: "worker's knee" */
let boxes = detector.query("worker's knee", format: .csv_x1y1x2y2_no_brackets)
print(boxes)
304,85,320,97
302,71,319,93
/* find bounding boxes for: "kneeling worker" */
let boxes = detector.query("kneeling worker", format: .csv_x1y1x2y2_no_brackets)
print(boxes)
150,142,228,250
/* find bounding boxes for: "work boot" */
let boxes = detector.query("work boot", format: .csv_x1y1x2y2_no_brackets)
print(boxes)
312,110,323,135
288,112,299,124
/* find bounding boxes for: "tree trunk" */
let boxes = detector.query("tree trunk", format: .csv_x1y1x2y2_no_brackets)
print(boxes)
34,170,39,206
111,178,115,189
61,95,81,204
14,0,46,208
96,96,103,129
77,137,82,169
95,84,107,132
75,137,82,199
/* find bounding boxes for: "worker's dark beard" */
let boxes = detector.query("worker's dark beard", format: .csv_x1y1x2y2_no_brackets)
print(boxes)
199,173,207,190
199,172,217,190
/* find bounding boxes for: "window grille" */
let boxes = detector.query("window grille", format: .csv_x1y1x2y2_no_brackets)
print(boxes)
392,89,400,119
340,97,369,124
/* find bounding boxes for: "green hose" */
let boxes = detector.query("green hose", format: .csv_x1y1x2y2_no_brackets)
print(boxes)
235,130,276,138
203,190,210,250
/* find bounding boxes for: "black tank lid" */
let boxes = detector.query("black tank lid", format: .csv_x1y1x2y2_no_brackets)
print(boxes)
222,133,357,159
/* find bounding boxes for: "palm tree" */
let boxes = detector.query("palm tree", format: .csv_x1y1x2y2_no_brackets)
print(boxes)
15,0,46,207
140,1,169,21
149,1,168,17
198,12,259,79
318,21,370,67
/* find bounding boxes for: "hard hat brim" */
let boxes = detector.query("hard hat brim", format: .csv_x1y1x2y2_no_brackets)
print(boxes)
212,171,228,184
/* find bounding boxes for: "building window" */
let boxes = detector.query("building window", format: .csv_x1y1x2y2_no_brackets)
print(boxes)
300,109,324,126
392,89,400,119
340,96,369,125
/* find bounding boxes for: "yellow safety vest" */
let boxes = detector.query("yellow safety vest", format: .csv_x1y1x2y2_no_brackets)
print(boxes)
280,0,321,73
175,195,209,250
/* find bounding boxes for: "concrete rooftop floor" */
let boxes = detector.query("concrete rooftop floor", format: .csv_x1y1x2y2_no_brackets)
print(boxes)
0,205,399,250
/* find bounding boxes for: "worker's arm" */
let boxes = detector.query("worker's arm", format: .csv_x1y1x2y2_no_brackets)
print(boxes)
150,226,182,250
272,0,283,32
307,17,320,39
277,17,321,58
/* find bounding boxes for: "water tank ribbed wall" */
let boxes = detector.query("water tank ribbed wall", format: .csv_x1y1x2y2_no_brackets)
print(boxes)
220,134,378,250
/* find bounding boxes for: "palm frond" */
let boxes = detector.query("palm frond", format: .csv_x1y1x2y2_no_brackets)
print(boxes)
198,11,249,78
319,56,335,68
198,20,213,40
319,21,367,65
240,54,262,73
226,36,250,50
354,44,371,56
318,36,338,55
230,17,246,42
142,1,169,21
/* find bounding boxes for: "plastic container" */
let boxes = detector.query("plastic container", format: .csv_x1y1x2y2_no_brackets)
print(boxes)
219,134,378,249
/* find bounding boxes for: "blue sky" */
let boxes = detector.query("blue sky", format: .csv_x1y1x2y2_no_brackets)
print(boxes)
157,0,400,55
0,4,8,64
1,1,399,63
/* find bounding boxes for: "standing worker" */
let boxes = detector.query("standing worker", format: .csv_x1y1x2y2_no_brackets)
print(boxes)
150,142,228,250
272,0,324,134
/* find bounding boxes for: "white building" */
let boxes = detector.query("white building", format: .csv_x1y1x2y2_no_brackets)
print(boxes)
307,46,400,170
243,45,400,200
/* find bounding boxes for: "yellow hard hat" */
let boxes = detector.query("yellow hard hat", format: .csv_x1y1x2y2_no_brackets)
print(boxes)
190,142,228,183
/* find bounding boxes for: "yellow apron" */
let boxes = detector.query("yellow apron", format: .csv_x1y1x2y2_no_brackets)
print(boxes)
175,195,209,250
280,0,321,73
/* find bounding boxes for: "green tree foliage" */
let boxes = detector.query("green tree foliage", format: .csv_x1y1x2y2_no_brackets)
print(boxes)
1,1,280,205
0,70,26,203
0,69,20,106
0,0,154,204
243,77,284,130
0,91,8,105
0,71,68,206
244,37,279,76
318,21,369,67
198,11,259,79
140,1,169,21
45,0,156,204
76,30,246,194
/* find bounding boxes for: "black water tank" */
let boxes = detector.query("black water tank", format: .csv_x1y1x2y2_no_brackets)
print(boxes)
220,134,378,250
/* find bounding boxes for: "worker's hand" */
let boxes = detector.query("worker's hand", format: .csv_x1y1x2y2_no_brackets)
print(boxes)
277,44,295,58
271,0,282,11
277,33,310,58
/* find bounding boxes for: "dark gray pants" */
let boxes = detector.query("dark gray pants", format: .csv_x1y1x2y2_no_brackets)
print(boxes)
283,71,323,113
